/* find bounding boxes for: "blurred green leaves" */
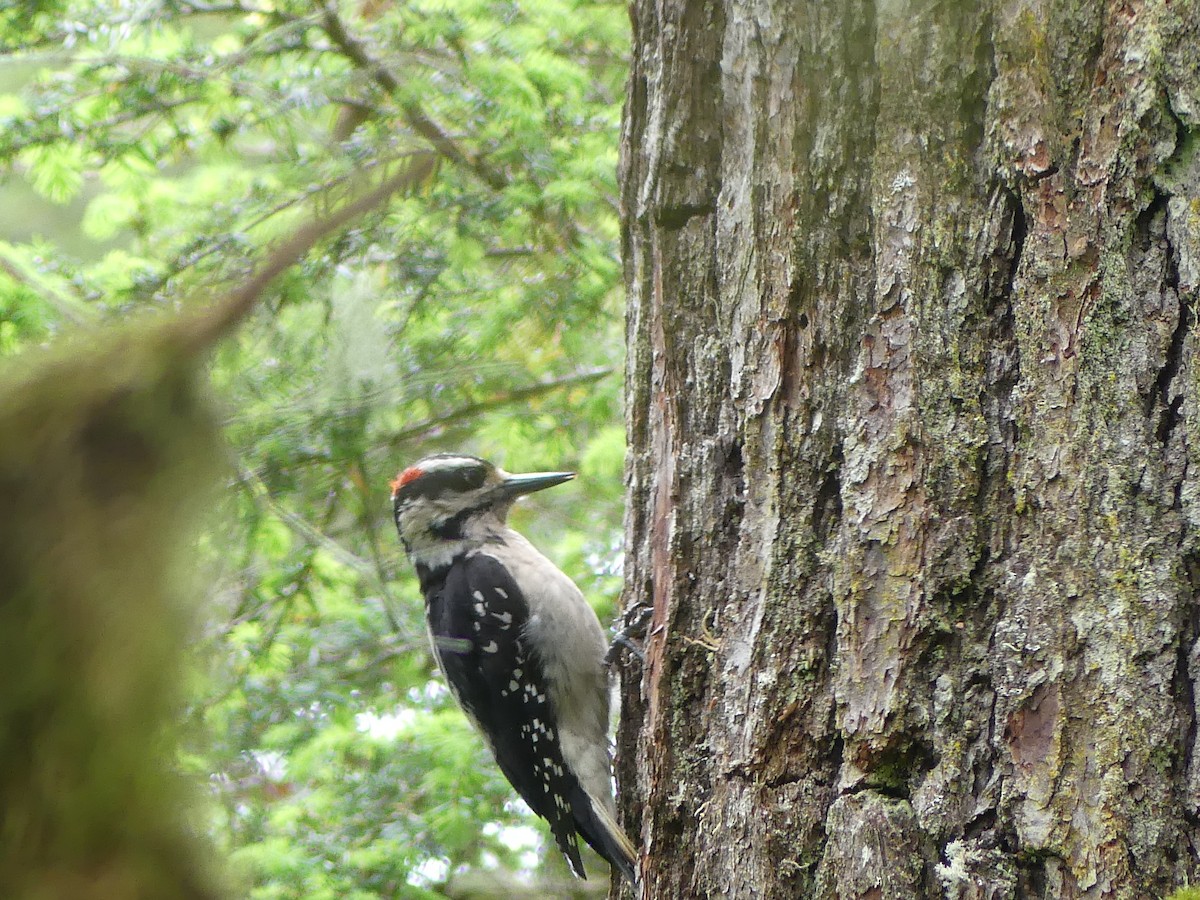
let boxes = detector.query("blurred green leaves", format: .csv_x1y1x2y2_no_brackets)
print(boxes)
0,0,626,895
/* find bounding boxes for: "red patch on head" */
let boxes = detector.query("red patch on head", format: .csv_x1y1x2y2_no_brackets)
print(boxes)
390,466,425,497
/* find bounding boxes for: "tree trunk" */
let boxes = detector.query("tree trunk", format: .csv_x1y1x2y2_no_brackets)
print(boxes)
616,1,1200,897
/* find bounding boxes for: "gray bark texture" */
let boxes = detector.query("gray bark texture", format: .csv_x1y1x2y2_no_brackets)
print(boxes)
615,0,1200,898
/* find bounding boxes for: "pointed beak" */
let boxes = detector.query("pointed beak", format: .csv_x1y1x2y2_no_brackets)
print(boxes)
497,470,575,500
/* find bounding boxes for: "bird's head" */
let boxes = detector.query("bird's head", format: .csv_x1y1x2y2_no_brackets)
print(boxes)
390,454,574,558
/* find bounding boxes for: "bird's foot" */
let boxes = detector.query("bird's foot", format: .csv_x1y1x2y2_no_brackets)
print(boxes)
605,603,653,666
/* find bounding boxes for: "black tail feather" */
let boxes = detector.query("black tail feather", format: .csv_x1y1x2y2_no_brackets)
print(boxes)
569,783,638,884
547,807,587,879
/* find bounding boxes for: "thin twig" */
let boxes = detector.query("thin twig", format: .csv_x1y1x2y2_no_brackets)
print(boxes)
141,152,423,297
315,2,590,257
234,466,376,576
0,248,96,326
382,368,614,452
317,1,507,192
350,452,406,636
181,152,437,354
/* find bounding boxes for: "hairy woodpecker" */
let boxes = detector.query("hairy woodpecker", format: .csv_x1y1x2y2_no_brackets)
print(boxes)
391,453,638,883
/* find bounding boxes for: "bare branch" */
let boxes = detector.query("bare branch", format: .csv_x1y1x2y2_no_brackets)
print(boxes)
317,1,507,192
234,466,375,577
0,247,96,326
381,367,615,451
181,152,437,354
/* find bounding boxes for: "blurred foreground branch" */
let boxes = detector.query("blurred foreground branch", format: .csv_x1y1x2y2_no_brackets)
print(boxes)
0,161,428,900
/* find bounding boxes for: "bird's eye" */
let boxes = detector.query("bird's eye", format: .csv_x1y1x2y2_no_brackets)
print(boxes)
452,465,488,491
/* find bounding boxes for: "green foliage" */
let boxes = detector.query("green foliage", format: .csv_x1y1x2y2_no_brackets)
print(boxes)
0,0,627,895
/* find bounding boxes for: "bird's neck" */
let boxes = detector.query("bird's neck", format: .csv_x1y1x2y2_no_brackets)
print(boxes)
408,513,513,594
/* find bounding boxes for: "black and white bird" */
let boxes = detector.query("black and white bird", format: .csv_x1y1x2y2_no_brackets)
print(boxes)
390,453,638,884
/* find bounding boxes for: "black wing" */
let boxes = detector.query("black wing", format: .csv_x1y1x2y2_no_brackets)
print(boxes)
427,552,587,877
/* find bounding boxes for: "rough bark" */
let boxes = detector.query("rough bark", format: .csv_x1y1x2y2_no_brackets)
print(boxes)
616,1,1200,898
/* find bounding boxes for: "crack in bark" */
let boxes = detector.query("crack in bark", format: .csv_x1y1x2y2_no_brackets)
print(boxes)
984,185,1024,465
1003,188,1028,314
985,185,1023,510
654,201,717,230
1178,553,1200,815
1153,199,1188,444
1145,97,1192,448
1015,848,1062,897
811,447,843,545
963,809,997,842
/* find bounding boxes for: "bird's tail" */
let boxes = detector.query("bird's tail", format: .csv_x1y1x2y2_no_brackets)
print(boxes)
572,784,639,884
